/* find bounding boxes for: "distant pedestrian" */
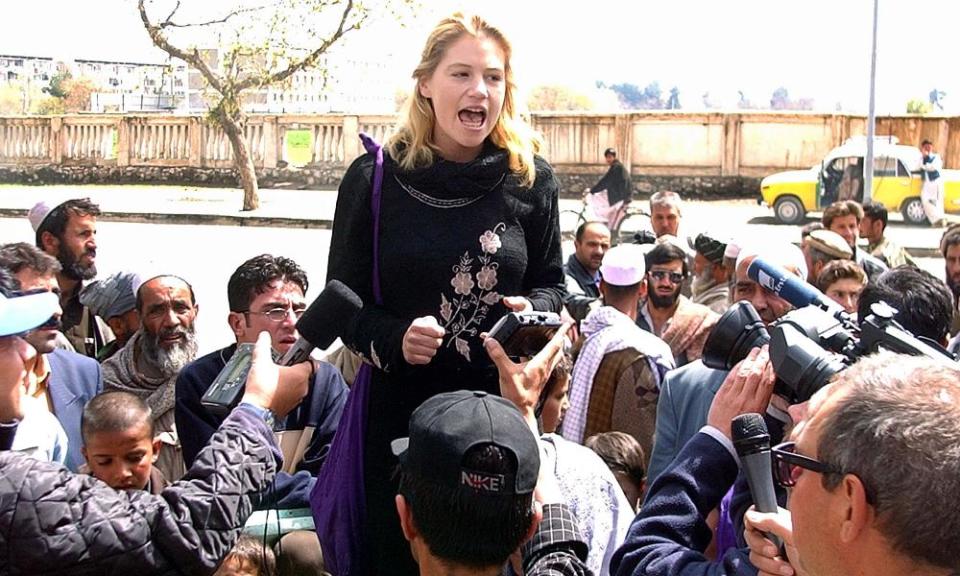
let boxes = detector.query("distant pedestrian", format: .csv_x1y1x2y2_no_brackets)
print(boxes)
919,139,946,227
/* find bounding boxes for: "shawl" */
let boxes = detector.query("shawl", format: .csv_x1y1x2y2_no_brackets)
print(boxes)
563,306,674,444
101,331,177,420
658,296,719,363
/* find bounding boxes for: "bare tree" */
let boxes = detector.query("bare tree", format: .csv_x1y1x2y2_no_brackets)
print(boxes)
138,0,383,210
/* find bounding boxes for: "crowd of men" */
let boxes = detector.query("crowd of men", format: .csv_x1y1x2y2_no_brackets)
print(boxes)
1,189,959,576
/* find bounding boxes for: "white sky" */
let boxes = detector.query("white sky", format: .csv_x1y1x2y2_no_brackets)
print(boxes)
2,0,958,113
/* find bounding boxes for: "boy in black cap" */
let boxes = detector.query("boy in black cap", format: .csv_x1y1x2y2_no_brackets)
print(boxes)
392,327,589,576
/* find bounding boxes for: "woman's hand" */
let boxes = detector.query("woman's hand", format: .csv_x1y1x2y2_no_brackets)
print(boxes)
402,316,445,365
502,296,532,313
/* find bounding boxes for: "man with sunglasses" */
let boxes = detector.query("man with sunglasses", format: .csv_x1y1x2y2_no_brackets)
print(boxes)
745,352,960,576
0,242,102,471
637,241,718,367
647,241,806,485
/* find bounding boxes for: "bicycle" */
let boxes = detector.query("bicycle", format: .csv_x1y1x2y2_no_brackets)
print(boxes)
559,195,653,245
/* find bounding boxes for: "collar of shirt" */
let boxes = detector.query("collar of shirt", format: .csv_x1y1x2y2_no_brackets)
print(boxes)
26,353,53,412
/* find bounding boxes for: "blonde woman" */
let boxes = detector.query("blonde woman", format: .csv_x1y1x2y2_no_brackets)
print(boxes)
326,13,564,575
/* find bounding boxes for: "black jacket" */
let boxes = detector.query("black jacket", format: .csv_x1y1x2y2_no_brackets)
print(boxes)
590,159,633,205
0,406,280,575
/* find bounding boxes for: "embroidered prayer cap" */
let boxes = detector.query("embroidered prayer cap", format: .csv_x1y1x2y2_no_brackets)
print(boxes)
27,200,64,233
600,244,647,286
736,240,808,282
80,272,139,321
805,229,853,260
690,233,728,265
0,289,59,338
391,390,539,496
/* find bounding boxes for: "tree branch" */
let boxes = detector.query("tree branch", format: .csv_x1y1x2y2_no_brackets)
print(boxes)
138,0,224,93
159,4,270,29
235,0,361,91
162,0,181,26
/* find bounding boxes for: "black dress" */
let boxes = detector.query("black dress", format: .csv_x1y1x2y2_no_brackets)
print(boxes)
327,142,564,575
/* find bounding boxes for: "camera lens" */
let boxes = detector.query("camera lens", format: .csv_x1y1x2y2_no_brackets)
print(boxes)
769,323,846,403
703,301,770,371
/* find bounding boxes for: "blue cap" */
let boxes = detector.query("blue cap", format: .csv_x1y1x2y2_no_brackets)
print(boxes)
0,290,60,338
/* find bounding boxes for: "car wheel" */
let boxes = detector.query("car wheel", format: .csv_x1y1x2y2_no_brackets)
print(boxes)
900,197,927,225
773,196,805,225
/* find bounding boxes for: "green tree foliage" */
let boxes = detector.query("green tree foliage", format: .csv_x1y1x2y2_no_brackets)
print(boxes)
906,98,932,114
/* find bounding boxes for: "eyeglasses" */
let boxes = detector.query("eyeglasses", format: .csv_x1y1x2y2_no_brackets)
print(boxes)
648,270,685,284
771,441,841,488
242,306,305,323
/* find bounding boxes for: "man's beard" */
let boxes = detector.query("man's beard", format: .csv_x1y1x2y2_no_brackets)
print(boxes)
649,286,681,309
691,267,717,300
140,325,198,377
948,274,960,301
58,243,97,281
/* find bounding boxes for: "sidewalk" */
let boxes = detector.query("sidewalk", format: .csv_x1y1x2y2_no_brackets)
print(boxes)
0,185,342,229
0,184,948,257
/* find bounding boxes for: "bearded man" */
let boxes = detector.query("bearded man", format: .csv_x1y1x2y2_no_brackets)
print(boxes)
29,198,112,358
102,274,198,481
637,242,718,367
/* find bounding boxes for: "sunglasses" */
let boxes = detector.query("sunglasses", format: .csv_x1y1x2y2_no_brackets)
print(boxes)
771,441,841,488
648,270,685,284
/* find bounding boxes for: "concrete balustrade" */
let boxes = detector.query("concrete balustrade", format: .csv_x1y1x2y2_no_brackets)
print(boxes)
0,112,955,196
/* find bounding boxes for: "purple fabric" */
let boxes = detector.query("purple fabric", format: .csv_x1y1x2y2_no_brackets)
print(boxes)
715,486,737,558
310,134,383,576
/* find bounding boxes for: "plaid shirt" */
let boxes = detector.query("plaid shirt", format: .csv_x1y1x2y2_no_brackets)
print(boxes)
523,504,592,576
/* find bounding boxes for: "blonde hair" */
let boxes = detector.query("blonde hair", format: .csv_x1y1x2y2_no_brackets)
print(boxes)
387,13,541,187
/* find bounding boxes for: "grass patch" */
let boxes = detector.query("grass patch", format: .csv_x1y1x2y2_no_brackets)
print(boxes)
285,130,312,167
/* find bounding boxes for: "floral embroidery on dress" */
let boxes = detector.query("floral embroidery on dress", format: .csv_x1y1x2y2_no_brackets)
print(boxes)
440,223,506,361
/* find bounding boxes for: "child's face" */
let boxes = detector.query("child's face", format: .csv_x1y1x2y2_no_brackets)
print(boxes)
82,421,159,491
540,374,570,435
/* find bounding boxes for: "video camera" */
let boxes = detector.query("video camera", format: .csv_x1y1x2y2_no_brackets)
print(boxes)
702,257,957,403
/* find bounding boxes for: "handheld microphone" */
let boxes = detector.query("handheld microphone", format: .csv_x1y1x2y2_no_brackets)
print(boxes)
747,257,842,314
279,279,363,365
731,412,783,551
201,280,363,416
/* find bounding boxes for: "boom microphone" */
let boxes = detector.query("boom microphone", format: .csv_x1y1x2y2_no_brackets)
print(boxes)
731,413,783,550
201,279,363,415
279,279,363,365
747,257,842,314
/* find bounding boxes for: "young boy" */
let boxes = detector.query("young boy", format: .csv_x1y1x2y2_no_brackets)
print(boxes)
81,390,167,493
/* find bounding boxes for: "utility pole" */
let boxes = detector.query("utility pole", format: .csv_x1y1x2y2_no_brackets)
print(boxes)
864,0,880,203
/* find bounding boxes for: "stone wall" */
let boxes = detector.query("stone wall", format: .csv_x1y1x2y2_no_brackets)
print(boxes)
555,173,761,200
0,162,348,190
0,162,759,200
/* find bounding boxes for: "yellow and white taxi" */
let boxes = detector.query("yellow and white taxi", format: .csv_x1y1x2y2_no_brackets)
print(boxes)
759,136,960,225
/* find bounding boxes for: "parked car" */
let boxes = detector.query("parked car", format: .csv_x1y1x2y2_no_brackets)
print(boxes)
759,136,960,225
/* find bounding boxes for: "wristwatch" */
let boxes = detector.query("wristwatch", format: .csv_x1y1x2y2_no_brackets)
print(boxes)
239,402,276,428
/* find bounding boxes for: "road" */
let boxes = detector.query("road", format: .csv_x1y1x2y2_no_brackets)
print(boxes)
0,197,948,355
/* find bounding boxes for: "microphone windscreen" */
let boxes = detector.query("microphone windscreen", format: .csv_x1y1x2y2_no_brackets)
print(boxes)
295,279,363,350
732,412,769,449
747,257,827,310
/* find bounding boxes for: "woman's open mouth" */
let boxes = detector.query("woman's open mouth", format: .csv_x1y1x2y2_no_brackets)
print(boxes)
458,108,487,129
